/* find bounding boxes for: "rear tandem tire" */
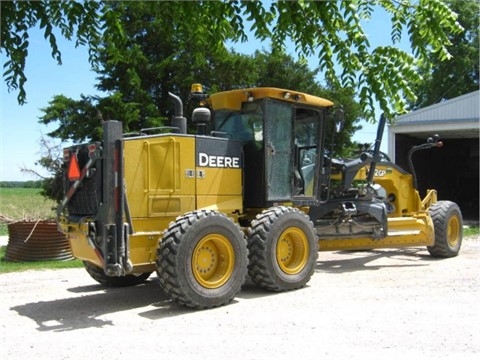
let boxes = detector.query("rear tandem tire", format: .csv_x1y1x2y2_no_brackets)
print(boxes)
156,210,248,309
247,206,318,291
83,261,152,287
427,201,463,258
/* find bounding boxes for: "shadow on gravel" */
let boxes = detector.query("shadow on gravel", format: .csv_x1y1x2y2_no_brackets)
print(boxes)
316,248,434,274
9,279,190,331
10,248,445,331
10,278,279,330
138,280,279,320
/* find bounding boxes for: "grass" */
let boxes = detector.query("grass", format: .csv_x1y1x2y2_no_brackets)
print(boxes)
464,226,480,237
0,188,56,236
0,245,83,273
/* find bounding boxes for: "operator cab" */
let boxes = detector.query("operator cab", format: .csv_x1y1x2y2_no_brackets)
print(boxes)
199,87,334,210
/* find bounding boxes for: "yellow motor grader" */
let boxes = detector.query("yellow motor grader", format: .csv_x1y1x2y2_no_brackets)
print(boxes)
57,85,463,308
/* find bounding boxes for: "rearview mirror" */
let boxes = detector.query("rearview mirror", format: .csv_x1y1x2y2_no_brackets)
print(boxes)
334,107,344,133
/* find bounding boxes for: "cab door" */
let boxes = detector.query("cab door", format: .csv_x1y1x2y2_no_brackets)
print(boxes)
264,99,294,203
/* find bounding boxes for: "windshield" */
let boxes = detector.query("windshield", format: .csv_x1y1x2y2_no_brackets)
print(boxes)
213,101,263,143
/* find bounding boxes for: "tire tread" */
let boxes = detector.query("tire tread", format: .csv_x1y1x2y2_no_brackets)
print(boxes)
427,201,463,258
156,210,247,309
247,206,317,291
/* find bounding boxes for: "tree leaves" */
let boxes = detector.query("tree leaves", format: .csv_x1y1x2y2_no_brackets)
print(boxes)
1,0,103,104
408,0,479,108
256,0,463,119
2,0,464,120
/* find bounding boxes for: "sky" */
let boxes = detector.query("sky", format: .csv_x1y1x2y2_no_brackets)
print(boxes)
0,8,405,182
1,30,101,181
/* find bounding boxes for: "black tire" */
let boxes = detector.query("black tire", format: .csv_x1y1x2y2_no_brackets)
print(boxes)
83,261,152,287
427,201,463,258
247,206,318,291
156,210,248,309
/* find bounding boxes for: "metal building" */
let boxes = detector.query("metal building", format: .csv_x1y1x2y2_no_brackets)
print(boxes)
388,91,479,220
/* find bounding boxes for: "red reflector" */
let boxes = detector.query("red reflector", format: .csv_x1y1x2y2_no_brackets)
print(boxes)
68,153,81,181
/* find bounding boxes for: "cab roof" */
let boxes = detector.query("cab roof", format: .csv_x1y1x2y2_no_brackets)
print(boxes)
207,87,334,111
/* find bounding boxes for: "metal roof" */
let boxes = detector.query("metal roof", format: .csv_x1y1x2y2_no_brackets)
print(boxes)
389,90,480,140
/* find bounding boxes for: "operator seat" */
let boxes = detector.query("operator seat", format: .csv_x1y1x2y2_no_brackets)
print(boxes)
334,152,373,192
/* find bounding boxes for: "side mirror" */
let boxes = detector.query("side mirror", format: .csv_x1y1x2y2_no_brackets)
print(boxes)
334,107,344,133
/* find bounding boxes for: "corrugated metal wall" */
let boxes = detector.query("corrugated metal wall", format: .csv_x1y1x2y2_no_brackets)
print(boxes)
395,91,479,123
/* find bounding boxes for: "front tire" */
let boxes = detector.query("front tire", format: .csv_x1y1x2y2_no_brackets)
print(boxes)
83,261,152,287
427,201,463,258
156,210,248,309
247,206,318,291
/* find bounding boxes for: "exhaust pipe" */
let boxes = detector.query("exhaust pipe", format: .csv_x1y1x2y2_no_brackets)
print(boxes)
168,92,187,134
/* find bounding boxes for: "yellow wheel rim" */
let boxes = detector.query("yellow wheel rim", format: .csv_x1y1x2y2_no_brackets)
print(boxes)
276,227,309,275
192,234,235,289
447,215,461,248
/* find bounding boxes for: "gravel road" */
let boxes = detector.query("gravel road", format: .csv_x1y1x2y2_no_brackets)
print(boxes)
1,237,479,360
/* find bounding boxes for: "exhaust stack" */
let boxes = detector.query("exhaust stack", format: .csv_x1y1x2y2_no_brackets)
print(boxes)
168,92,187,134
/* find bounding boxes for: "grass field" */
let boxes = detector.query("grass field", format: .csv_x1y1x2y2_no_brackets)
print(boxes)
0,188,57,236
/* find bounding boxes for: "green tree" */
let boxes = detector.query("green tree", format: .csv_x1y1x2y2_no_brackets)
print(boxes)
39,47,362,150
37,2,361,147
2,0,463,120
409,0,479,108
38,2,263,142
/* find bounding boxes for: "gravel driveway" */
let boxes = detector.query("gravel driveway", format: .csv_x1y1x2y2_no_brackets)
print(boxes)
1,236,479,360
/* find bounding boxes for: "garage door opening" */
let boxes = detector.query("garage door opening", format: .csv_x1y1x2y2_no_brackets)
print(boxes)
394,134,479,221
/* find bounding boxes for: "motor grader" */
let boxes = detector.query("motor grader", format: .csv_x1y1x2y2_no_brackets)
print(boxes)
57,85,463,309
